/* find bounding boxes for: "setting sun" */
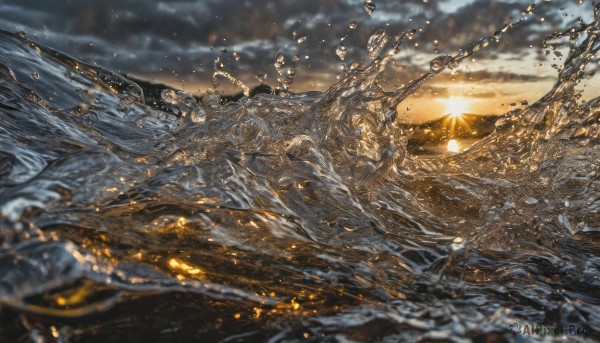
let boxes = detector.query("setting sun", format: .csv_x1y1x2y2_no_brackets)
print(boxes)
438,97,474,139
441,97,469,117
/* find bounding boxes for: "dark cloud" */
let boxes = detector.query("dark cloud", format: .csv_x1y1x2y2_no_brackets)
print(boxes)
435,70,555,83
0,0,589,92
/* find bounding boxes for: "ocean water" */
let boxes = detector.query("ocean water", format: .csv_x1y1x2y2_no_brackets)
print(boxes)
1,1,600,342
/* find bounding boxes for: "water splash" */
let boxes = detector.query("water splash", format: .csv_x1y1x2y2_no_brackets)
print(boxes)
0,2,600,342
211,57,251,97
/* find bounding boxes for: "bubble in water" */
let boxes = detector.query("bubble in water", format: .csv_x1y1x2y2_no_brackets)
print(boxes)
297,36,307,44
364,0,376,15
189,108,207,125
161,89,179,105
348,21,358,30
336,45,348,60
31,72,40,80
430,59,445,72
135,118,146,128
82,112,99,127
161,89,206,125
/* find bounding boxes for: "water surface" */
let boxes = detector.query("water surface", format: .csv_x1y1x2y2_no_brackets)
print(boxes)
1,1,600,342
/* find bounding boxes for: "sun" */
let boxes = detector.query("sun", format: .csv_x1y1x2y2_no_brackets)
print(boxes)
442,97,469,117
438,97,473,140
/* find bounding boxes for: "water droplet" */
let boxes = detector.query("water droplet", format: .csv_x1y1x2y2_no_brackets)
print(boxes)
364,0,376,15
348,21,358,30
430,55,455,73
31,72,40,80
521,100,529,106
430,59,444,71
336,45,348,60
297,36,307,44
274,53,295,93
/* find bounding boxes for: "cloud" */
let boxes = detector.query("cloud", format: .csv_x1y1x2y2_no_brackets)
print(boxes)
435,70,555,83
412,86,499,99
0,0,590,92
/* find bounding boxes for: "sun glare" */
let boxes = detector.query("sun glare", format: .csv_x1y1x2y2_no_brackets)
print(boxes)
442,97,469,117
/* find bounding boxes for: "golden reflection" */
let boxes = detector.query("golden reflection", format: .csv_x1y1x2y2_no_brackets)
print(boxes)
168,258,206,279
447,139,460,153
55,286,93,306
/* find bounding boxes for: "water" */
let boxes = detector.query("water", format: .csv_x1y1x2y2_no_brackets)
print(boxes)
1,2,600,343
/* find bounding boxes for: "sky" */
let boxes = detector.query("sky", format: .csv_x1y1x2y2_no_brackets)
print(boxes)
0,0,598,121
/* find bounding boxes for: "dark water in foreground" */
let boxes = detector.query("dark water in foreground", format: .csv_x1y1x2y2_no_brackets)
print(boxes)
1,3,600,343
